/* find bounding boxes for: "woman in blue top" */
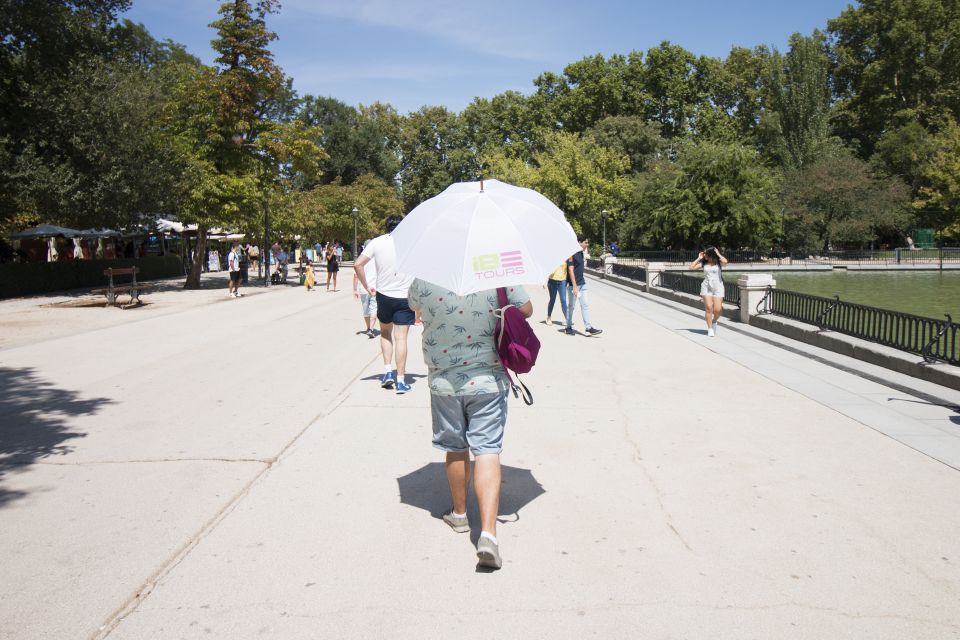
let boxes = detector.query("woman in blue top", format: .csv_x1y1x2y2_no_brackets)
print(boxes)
689,246,728,337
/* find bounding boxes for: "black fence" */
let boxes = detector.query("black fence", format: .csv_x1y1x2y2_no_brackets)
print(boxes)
610,261,647,282
658,271,741,307
759,288,959,365
614,247,960,266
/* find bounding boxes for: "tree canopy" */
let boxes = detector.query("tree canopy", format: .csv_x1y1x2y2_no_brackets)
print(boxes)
4,0,959,257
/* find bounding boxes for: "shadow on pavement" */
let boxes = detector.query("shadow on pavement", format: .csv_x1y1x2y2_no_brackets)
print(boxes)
0,367,110,508
396,462,546,521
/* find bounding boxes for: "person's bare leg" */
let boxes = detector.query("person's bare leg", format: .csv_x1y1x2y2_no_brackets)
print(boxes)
326,272,332,291
332,272,338,290
393,324,410,379
712,297,723,324
445,451,470,515
702,296,713,329
473,454,501,536
363,314,372,331
379,323,394,365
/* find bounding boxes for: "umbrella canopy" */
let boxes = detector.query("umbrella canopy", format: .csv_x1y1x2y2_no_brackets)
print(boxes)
10,224,81,239
77,228,120,238
391,179,580,295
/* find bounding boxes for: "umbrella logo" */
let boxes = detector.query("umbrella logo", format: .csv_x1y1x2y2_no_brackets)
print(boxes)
472,251,525,280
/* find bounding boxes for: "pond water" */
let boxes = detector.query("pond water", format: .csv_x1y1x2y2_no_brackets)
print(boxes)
754,271,960,320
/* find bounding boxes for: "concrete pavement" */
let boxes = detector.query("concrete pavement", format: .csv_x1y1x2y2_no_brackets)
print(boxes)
1,273,959,639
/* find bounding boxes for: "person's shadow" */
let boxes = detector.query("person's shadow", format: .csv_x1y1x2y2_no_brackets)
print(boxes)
396,462,546,570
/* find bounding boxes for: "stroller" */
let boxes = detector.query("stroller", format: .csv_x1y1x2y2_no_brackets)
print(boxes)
270,260,288,284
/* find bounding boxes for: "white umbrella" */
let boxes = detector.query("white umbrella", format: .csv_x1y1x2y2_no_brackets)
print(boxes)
392,179,580,295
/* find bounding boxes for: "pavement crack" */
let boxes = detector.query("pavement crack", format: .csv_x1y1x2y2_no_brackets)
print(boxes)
91,350,382,640
609,370,694,554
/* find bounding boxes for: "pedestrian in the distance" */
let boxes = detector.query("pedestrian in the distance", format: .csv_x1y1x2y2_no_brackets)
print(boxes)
335,242,344,264
689,246,728,337
325,242,339,291
304,261,316,291
408,279,533,570
564,236,602,336
353,216,415,394
227,241,243,298
352,240,378,337
544,262,568,326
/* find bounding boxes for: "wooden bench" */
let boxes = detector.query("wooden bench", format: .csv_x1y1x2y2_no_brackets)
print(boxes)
90,267,156,308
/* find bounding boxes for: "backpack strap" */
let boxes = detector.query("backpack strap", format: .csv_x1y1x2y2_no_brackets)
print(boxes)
494,287,534,406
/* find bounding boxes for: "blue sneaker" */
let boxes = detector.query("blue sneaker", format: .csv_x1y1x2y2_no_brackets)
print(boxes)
396,381,411,394
380,370,396,389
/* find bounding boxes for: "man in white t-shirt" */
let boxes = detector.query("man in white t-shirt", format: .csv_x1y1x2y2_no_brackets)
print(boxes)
227,241,243,298
354,215,415,394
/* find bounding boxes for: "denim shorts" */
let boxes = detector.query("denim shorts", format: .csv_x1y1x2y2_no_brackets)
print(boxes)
359,293,377,317
431,392,507,455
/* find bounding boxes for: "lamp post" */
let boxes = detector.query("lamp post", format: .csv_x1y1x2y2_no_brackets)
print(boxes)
601,209,608,254
352,207,359,262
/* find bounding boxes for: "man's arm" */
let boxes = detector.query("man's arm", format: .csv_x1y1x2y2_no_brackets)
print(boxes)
567,259,579,297
353,254,374,295
517,300,533,318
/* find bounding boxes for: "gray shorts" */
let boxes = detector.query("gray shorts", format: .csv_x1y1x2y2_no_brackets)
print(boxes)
431,392,507,456
359,293,377,317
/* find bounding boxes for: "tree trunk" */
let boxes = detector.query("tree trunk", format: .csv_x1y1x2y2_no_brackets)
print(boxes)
184,226,208,289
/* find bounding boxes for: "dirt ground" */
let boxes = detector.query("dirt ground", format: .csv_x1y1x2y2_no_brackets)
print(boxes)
0,271,283,350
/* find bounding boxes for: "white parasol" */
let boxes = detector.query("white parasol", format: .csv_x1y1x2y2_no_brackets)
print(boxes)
391,179,580,295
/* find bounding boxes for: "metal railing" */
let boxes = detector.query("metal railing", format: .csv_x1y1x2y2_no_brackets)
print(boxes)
658,271,741,308
758,288,959,365
610,262,647,282
612,247,960,266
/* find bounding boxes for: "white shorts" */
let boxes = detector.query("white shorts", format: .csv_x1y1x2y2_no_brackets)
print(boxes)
701,279,724,298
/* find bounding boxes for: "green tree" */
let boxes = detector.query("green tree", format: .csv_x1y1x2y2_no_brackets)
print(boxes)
529,131,631,239
782,150,912,253
625,140,781,249
585,116,665,174
398,106,478,211
461,90,544,162
643,42,702,140
175,0,323,288
915,120,960,234
298,96,399,187
285,174,402,250
760,32,833,169
828,0,960,153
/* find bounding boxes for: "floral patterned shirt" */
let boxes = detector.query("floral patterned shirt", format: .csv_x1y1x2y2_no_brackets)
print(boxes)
408,279,531,396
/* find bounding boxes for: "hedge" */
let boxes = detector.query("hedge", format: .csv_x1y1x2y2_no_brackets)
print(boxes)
0,256,184,299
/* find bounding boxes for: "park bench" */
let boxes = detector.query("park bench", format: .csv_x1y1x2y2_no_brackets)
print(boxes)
90,267,155,308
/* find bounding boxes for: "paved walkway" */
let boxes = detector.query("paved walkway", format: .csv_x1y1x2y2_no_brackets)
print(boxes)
1,274,959,639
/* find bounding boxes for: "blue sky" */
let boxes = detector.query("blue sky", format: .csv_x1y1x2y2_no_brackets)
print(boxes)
123,0,854,114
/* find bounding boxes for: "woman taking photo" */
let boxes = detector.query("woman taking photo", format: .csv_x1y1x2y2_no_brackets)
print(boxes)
325,242,339,291
689,246,728,337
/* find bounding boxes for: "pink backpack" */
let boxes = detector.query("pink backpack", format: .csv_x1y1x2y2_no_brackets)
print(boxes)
494,287,541,405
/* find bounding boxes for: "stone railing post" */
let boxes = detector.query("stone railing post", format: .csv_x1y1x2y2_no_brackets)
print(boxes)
645,262,664,292
737,273,776,324
604,255,617,276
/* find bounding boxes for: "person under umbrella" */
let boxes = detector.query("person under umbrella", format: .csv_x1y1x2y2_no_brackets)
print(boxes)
393,179,578,570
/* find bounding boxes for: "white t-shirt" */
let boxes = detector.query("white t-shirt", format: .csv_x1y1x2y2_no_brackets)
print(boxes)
356,257,377,295
360,234,413,298
228,249,240,272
